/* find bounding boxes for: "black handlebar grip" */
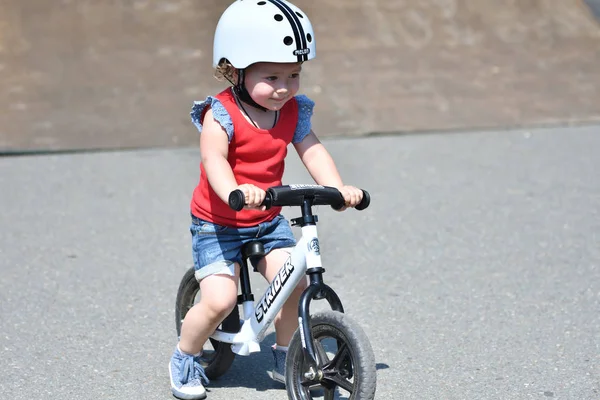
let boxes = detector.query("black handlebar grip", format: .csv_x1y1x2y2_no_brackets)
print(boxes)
332,189,371,211
228,189,273,211
355,190,370,211
262,194,272,210
228,189,245,211
331,196,346,211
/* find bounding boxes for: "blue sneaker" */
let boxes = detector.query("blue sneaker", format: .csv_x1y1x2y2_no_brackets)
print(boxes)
169,347,210,400
271,346,286,384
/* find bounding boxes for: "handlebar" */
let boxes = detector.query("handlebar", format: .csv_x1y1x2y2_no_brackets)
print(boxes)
228,185,370,212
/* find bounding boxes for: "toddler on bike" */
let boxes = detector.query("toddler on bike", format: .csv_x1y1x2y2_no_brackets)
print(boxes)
169,1,364,398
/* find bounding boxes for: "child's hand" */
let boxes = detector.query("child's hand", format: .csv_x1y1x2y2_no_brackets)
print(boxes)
338,185,364,211
237,184,267,210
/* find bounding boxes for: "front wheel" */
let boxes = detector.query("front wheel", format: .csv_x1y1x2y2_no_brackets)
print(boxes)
175,267,240,379
285,310,377,400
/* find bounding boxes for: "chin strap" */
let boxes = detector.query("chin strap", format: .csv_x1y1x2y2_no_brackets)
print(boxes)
234,69,268,112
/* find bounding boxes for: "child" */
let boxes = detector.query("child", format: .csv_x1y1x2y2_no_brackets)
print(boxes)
169,1,364,399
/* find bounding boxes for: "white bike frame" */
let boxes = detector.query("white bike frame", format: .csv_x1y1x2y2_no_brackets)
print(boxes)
210,224,322,356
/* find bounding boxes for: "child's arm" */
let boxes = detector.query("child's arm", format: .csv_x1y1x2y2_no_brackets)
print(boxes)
293,131,363,208
200,109,265,208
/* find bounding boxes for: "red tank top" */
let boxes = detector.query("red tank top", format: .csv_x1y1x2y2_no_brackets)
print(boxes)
190,88,298,227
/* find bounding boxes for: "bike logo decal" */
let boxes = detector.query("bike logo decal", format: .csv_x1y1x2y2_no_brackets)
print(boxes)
293,48,311,56
298,316,307,348
290,184,324,190
255,257,295,322
308,238,320,255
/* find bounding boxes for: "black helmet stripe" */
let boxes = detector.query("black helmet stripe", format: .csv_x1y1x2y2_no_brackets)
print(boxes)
274,0,309,61
272,0,308,61
268,0,308,62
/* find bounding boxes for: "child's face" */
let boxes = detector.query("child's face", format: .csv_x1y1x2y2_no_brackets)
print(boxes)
243,62,302,111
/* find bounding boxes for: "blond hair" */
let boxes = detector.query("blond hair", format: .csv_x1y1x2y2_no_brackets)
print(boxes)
214,58,236,84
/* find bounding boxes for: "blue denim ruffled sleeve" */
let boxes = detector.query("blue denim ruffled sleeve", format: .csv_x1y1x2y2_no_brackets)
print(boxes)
190,97,234,142
292,95,315,144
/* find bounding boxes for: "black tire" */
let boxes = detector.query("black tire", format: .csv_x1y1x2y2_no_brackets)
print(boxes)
285,310,377,400
175,267,240,379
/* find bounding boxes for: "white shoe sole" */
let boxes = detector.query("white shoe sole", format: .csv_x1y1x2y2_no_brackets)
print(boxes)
168,362,207,400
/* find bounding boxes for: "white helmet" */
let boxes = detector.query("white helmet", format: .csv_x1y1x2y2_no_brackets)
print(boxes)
213,0,316,68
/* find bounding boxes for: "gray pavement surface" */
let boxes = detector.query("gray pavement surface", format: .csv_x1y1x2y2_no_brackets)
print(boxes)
1,126,599,399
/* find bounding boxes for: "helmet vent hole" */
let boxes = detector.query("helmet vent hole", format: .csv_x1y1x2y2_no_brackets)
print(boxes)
307,33,312,42
283,36,294,46
274,14,283,21
295,12,304,18
257,1,266,5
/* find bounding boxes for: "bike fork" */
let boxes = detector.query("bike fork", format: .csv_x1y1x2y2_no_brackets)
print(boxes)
297,267,344,373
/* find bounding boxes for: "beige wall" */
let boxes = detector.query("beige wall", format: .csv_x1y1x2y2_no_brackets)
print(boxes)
1,0,599,150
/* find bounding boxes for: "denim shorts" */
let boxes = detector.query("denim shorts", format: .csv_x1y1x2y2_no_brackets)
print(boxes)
190,213,297,281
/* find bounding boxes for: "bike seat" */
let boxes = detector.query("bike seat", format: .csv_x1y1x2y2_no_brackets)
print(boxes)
242,241,265,259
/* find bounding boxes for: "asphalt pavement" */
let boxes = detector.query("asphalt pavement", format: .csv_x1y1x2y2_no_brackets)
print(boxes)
1,126,599,399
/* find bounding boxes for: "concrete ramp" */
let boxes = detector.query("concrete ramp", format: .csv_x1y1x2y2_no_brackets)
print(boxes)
1,0,599,151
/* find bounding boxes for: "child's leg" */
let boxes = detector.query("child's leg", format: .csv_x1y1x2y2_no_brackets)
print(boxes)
170,270,239,399
256,249,308,347
179,267,240,354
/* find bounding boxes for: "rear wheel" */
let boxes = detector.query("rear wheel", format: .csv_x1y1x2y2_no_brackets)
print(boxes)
285,310,377,400
175,267,240,379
